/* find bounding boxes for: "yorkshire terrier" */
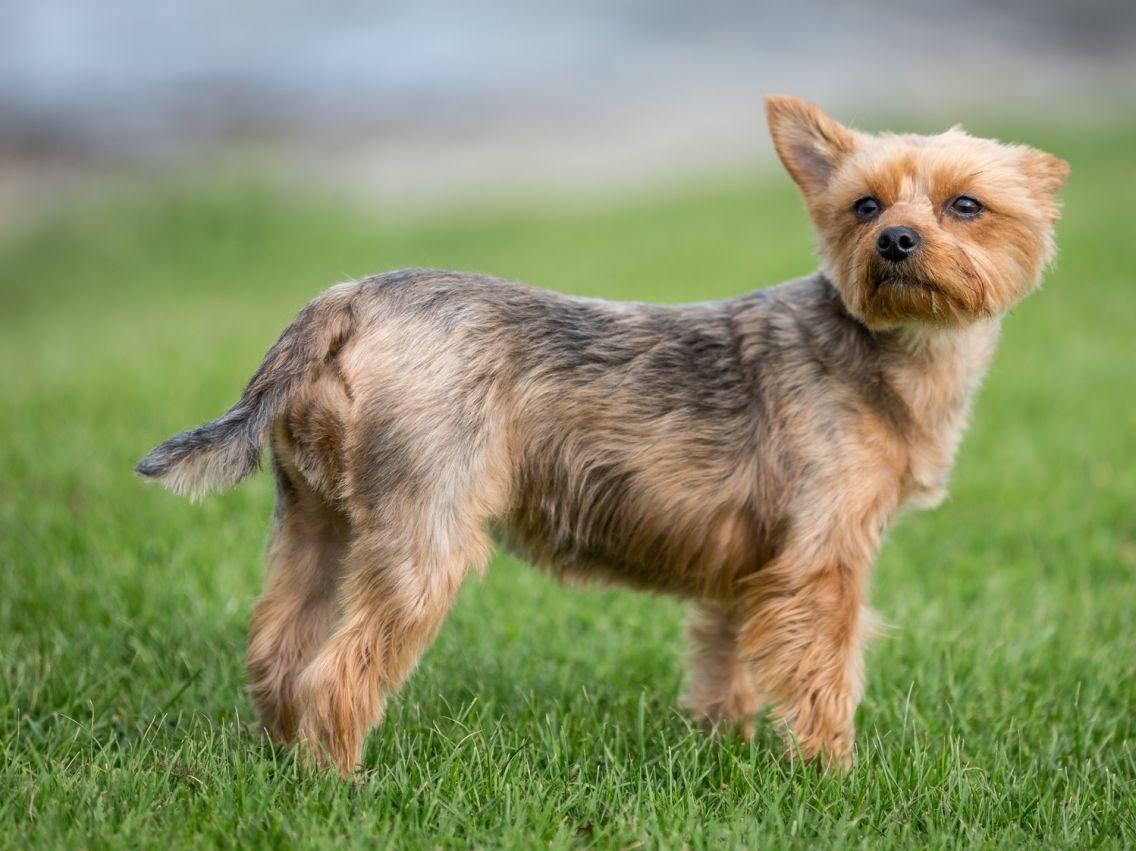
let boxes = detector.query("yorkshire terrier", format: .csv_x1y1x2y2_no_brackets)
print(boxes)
138,95,1068,774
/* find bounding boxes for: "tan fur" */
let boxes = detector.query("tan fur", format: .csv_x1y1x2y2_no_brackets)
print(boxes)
765,96,1067,332
246,438,349,743
139,96,1067,776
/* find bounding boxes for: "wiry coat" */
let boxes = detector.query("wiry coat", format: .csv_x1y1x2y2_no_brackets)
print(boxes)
137,95,1066,775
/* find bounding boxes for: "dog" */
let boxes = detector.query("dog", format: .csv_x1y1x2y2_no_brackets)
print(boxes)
137,95,1068,775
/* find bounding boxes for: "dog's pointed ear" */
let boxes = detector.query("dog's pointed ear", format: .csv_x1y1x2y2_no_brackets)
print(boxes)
1016,146,1069,225
1018,147,1070,198
765,95,861,197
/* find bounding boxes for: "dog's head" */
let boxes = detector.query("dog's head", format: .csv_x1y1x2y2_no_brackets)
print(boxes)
764,95,1068,329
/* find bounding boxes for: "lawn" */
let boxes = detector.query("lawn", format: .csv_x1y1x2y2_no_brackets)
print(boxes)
1,125,1134,849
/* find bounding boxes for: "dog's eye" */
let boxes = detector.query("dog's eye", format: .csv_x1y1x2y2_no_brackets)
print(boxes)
853,196,882,221
948,195,984,218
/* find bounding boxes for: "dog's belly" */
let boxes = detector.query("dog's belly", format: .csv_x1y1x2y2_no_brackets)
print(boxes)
494,483,784,600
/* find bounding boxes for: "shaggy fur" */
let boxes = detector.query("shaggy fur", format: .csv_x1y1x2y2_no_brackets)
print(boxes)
137,95,1067,775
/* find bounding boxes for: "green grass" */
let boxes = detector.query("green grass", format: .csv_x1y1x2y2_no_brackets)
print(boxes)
2,126,1134,849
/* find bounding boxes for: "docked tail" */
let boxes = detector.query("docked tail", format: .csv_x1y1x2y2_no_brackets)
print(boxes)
135,282,359,500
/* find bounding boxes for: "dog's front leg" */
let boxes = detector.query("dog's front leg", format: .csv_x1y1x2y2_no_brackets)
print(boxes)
681,602,763,740
736,533,878,770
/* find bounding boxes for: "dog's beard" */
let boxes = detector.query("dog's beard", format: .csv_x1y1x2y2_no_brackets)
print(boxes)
859,253,985,327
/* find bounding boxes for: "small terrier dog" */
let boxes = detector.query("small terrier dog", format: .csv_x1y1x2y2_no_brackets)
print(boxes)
138,96,1067,774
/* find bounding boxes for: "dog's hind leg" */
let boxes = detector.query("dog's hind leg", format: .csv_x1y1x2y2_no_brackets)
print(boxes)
290,399,510,775
246,456,348,745
292,501,492,775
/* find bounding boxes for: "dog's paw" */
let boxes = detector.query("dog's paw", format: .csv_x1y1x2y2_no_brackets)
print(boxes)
680,693,757,742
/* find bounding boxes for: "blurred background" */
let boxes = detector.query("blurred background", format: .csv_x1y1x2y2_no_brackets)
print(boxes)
2,0,1134,221
2,3,1135,844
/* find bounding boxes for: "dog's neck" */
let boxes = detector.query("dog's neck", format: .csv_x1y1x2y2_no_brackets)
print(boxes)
819,272,1002,434
877,318,1003,504
882,319,1002,423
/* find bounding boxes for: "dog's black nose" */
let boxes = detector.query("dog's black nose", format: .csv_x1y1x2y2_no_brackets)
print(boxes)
876,226,921,262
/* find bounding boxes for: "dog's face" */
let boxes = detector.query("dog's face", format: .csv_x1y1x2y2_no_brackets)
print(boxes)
765,95,1069,329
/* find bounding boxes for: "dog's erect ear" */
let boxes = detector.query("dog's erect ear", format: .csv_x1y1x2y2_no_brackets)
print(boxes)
1018,147,1070,198
765,95,861,197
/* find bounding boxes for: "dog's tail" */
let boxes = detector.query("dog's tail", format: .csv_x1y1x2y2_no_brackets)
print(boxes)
135,282,360,500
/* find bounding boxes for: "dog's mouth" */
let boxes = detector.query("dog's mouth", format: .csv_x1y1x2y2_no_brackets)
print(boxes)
864,268,977,326
873,271,936,293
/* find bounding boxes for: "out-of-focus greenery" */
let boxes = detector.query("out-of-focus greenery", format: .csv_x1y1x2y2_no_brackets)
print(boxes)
1,126,1133,849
